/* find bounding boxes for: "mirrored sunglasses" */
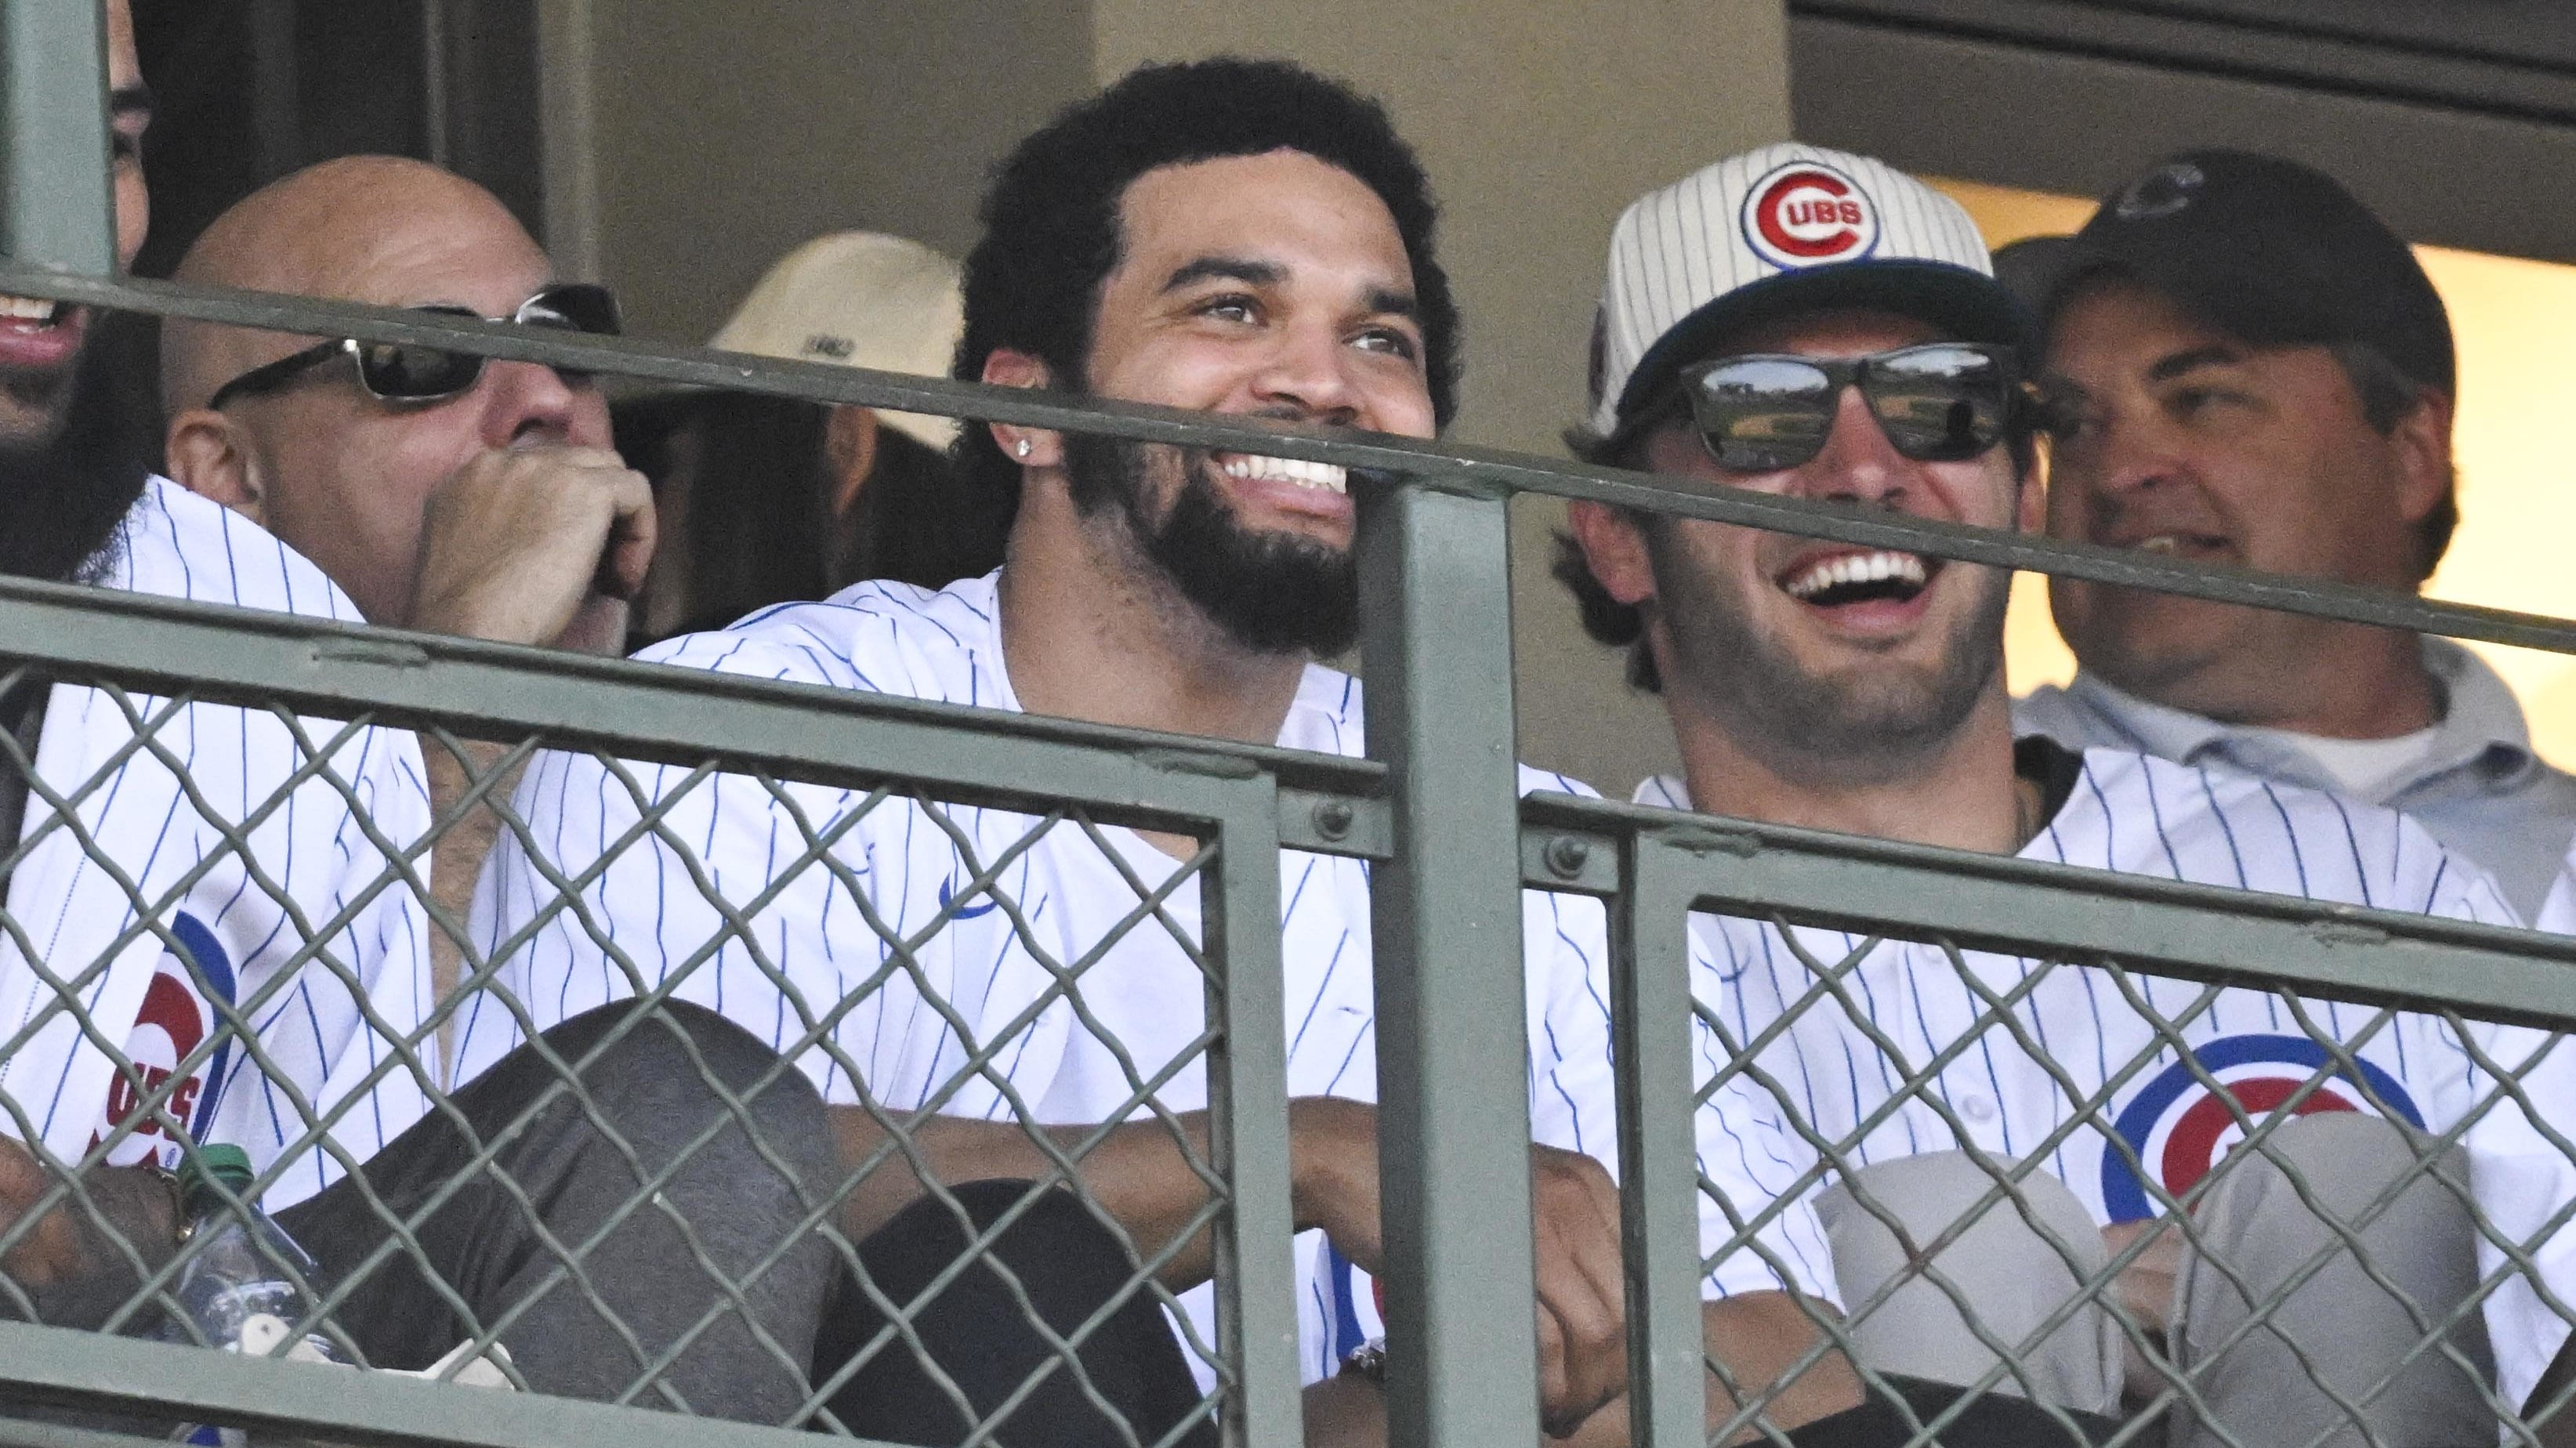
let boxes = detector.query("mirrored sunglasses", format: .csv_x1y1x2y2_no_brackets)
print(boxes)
1678,342,2019,473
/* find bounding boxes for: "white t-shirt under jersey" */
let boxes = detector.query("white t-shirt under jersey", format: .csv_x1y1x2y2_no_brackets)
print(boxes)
1636,745,2576,1411
462,570,1831,1385
0,479,433,1208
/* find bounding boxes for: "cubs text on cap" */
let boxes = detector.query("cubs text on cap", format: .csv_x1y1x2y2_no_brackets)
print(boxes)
1588,143,2023,439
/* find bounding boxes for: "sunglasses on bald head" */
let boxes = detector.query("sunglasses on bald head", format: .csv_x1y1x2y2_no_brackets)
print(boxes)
206,282,624,411
1669,342,2020,474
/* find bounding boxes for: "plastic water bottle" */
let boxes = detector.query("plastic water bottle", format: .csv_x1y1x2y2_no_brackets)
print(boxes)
163,1145,346,1445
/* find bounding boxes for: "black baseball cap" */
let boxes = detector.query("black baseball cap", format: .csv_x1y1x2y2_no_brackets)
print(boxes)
1995,150,2454,396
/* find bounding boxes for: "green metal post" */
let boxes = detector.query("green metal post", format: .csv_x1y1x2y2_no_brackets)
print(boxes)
2,0,117,273
1208,788,1306,1448
1618,840,1715,1447
1357,476,1545,1448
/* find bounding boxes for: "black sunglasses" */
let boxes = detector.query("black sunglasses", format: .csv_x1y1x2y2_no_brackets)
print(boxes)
1676,342,2020,473
206,282,623,412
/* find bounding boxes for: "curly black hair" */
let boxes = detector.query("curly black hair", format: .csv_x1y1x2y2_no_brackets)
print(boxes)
950,56,1460,527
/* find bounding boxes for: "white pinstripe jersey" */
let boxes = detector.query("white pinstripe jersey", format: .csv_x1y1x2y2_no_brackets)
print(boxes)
1637,743,2576,1410
2536,860,2576,936
458,570,1820,1385
0,479,433,1210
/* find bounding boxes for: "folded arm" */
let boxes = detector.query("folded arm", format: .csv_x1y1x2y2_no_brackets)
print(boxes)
828,1093,1630,1433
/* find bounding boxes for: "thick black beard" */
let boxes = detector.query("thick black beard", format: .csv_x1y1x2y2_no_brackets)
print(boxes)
1649,522,2011,786
0,333,150,584
1063,431,1359,657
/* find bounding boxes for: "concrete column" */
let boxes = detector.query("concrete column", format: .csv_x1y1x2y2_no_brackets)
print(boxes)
549,0,1094,344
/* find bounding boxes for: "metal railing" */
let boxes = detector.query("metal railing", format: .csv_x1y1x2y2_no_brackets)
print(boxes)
1,2,2574,1446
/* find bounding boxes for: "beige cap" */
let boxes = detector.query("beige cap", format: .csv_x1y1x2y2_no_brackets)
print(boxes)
710,231,966,450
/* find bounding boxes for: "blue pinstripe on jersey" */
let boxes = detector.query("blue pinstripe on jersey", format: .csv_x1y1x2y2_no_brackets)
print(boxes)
0,480,432,1211
462,570,1828,1385
1636,749,2576,1407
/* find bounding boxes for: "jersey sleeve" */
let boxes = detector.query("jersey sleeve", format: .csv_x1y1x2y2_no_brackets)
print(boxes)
208,709,437,1208
1511,766,1838,1305
1514,769,1620,1171
2411,842,2576,1412
455,640,1036,1113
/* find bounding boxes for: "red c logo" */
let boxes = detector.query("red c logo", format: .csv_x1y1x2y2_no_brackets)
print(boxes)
1741,162,1879,269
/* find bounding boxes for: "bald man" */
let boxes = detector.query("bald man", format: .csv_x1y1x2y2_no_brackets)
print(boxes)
161,157,655,1003
162,154,652,653
20,156,911,1430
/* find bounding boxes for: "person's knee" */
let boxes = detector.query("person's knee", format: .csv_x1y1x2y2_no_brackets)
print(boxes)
2173,1113,2498,1441
864,1180,1143,1303
523,999,835,1186
2194,1111,2482,1293
1818,1152,2120,1412
1821,1150,2104,1281
2216,1111,2455,1203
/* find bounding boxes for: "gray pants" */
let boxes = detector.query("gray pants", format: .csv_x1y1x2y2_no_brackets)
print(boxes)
283,1002,1212,1445
281,1000,846,1420
7,1002,1208,1443
1815,1115,2497,1447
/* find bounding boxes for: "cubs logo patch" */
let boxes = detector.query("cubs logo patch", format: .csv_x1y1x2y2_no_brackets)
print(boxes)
1741,161,1879,270
95,911,236,1167
2100,1034,2422,1222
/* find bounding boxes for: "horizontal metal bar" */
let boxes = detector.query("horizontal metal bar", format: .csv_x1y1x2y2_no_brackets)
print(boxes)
20,266,2576,659
0,568,1386,836
1521,794,2576,1030
0,1322,900,1448
0,1413,172,1448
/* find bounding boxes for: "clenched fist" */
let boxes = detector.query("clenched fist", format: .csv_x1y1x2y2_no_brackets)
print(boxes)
410,445,655,653
1288,1097,1629,1439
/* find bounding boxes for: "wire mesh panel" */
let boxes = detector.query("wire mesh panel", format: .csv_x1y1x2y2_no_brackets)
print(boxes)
0,595,1319,1448
1561,795,2576,1448
20,10,2576,1438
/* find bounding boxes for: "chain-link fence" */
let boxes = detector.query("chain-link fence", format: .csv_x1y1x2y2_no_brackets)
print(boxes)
7,2,2576,1443
0,562,1368,1448
1523,791,2576,1446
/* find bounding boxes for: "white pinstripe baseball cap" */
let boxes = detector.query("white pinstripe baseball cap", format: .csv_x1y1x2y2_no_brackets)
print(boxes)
1586,143,2023,438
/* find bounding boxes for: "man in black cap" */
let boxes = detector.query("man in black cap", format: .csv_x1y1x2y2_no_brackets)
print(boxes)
2002,150,2576,932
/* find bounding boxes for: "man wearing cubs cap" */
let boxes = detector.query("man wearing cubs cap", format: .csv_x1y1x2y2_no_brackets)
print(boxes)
2000,150,2576,932
1560,143,2576,1444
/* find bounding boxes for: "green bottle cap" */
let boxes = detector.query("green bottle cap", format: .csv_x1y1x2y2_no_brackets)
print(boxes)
176,1144,255,1217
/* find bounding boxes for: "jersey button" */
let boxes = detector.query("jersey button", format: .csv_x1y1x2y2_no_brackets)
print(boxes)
1960,1094,1996,1124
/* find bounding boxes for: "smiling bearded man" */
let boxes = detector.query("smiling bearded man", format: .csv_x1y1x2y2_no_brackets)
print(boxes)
1560,144,2576,1446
